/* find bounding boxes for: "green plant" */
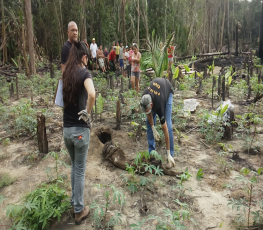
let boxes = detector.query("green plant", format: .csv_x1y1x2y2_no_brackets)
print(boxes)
143,30,175,78
90,184,124,229
236,112,263,154
2,138,11,146
120,151,164,194
93,93,105,122
196,168,204,181
198,110,226,144
44,149,69,182
227,168,263,227
130,199,196,229
0,173,16,188
6,183,70,230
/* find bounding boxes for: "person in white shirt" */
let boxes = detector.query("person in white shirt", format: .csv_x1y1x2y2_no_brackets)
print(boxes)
124,46,130,78
90,38,98,72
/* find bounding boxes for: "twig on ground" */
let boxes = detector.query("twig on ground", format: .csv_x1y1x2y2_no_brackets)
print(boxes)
22,134,36,143
186,126,199,134
200,139,210,149
205,227,217,230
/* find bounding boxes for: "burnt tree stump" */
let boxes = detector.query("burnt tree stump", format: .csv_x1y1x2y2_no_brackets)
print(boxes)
37,114,48,153
16,75,19,100
115,100,121,130
222,76,226,101
224,110,235,140
212,76,216,109
110,74,114,90
10,82,14,98
218,75,221,100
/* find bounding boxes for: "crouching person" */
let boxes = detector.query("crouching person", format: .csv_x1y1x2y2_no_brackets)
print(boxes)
63,41,95,225
140,78,175,167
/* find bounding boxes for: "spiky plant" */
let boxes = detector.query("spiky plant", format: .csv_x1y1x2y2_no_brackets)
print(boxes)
142,30,175,78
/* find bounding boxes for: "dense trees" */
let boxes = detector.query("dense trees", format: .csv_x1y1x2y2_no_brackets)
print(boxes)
0,0,262,63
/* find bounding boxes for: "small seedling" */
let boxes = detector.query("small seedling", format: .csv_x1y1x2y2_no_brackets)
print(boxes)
196,168,204,181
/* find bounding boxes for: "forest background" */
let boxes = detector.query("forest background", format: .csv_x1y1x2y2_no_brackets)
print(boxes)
1,0,262,65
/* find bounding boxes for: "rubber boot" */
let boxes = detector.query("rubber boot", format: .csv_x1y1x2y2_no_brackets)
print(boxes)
75,206,90,225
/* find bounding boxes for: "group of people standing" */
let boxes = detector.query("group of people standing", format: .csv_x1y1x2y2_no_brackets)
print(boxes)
59,21,175,226
84,39,141,94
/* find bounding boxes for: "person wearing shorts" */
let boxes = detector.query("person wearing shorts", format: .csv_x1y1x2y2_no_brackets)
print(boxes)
90,38,98,72
97,45,106,73
119,42,124,75
131,44,141,95
167,45,174,73
115,42,120,63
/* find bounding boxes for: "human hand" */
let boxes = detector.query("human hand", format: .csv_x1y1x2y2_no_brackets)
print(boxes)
167,150,175,167
151,126,160,141
78,109,90,123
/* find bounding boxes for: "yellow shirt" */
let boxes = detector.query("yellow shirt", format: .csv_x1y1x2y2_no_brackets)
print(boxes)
116,46,120,55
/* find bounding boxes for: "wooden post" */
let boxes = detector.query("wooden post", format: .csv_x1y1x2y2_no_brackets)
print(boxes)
222,76,225,101
218,75,221,100
224,110,235,140
226,84,229,98
244,57,247,70
16,75,19,100
107,73,110,88
203,68,207,79
121,75,124,92
50,61,54,78
247,74,251,99
10,82,14,98
258,71,261,84
212,76,216,109
110,74,114,90
37,114,48,153
128,76,131,89
115,100,121,130
235,23,238,56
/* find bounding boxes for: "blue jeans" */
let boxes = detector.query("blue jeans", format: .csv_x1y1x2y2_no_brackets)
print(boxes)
146,93,174,157
63,127,90,213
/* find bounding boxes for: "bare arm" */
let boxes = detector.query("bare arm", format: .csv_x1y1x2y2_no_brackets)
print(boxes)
162,122,170,151
84,78,96,114
146,113,154,127
132,53,141,62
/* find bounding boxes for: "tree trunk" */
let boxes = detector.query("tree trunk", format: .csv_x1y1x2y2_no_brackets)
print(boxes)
1,0,7,62
220,0,227,51
37,114,48,153
79,0,86,40
164,0,167,41
115,100,121,130
25,0,36,76
90,0,95,39
227,0,230,54
235,23,238,56
21,26,30,76
122,0,127,46
137,0,140,48
258,1,263,62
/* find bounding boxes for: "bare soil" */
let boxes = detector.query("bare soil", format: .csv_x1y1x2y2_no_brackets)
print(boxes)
0,69,262,230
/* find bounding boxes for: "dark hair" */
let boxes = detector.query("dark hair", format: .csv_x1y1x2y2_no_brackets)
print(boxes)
63,41,89,107
133,44,138,49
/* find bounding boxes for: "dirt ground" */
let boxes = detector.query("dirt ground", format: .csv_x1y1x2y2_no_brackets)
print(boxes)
0,68,263,230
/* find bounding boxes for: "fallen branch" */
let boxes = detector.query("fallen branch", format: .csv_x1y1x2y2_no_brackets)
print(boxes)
200,139,210,149
186,126,199,134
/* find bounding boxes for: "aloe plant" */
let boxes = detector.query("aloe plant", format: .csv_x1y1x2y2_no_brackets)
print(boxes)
142,30,175,78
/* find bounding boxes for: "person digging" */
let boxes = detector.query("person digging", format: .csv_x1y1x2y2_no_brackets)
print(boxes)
140,78,175,168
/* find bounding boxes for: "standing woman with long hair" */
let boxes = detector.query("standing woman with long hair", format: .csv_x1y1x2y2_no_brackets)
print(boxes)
131,44,141,95
63,41,95,225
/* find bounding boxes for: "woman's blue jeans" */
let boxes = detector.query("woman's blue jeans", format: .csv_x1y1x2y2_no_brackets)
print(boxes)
146,93,174,157
63,127,90,213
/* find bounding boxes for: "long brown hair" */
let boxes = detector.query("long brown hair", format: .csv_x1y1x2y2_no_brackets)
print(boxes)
63,41,88,107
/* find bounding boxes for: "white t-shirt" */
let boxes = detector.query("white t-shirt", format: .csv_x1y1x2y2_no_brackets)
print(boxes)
125,52,130,66
90,43,98,58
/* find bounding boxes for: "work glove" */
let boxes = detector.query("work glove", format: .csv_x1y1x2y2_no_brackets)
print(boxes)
151,126,160,142
167,150,175,167
78,109,90,123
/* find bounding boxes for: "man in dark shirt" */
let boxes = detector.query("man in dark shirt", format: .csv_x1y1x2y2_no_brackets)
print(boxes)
140,78,175,167
61,21,78,73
